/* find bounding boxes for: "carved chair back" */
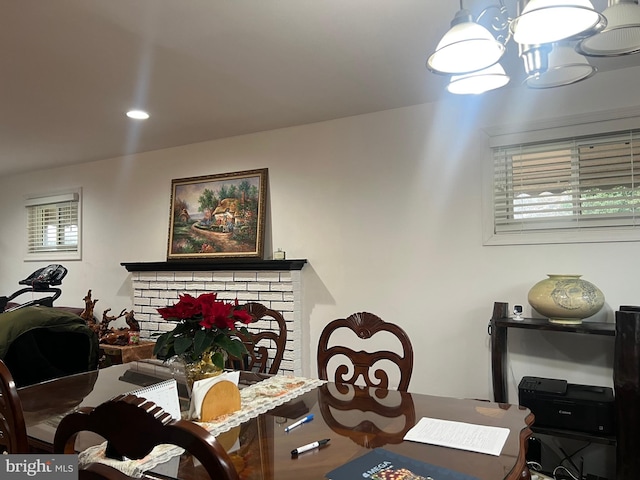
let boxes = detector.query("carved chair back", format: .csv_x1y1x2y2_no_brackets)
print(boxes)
317,312,414,391
0,359,29,453
232,302,287,375
53,394,239,480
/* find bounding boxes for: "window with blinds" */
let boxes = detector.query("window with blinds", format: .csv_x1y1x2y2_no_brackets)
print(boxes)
25,191,81,260
491,130,640,242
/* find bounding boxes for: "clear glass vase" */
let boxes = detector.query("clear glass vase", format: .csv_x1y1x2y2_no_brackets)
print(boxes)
168,349,225,397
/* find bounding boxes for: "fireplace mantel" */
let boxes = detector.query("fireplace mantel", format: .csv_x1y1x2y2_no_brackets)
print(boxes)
121,259,307,272
122,258,307,375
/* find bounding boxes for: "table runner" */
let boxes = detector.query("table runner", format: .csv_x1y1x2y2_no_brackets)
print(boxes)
78,375,326,477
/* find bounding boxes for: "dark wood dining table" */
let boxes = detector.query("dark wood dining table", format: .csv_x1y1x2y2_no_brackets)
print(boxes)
17,361,533,480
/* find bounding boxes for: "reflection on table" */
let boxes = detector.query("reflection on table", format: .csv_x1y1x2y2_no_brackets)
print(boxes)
318,382,416,448
17,361,533,480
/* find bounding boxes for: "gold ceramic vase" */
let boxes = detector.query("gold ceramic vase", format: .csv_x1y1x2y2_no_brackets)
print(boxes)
527,274,605,324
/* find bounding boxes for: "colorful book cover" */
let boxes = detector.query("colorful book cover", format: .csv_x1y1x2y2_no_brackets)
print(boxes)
326,448,480,480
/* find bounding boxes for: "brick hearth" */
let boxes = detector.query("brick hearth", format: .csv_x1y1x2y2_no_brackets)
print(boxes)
122,260,307,375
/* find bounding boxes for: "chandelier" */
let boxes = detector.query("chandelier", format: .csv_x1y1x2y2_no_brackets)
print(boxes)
427,0,640,95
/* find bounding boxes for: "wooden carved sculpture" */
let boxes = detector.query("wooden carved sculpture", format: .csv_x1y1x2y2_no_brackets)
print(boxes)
124,310,140,331
81,290,99,333
81,291,141,345
99,308,126,338
98,308,141,346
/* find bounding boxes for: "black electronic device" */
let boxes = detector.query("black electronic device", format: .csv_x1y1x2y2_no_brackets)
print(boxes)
518,376,615,435
513,304,524,320
519,376,568,395
0,264,68,312
19,264,67,288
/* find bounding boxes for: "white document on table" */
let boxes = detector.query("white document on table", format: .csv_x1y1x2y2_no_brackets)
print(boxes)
403,417,510,456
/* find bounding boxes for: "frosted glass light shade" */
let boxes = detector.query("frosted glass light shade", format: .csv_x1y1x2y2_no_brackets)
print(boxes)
427,18,505,74
525,44,596,88
512,0,605,45
447,63,510,94
577,0,640,56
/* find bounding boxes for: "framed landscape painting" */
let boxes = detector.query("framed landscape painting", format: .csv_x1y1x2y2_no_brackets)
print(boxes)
167,168,268,260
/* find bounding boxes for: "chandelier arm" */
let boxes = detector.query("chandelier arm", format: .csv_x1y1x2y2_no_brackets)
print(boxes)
476,1,512,45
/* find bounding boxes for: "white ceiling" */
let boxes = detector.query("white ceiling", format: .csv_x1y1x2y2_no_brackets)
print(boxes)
1,0,637,177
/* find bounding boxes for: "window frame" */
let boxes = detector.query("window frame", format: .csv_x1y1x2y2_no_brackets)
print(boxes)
24,189,82,261
482,107,640,246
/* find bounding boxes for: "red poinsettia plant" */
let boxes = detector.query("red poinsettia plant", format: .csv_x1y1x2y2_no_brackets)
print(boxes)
153,292,254,369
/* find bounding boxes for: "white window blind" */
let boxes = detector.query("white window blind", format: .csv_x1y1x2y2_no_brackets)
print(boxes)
25,191,81,260
492,130,640,238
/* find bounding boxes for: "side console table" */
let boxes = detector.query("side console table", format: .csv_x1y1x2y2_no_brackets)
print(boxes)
99,341,155,367
488,301,640,480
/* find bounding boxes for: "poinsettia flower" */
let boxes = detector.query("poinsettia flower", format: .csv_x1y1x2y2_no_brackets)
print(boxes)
199,300,235,329
153,291,256,367
233,309,253,325
157,293,202,320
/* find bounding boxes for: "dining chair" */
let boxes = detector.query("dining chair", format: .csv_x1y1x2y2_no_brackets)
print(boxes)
0,358,29,453
53,394,240,480
317,311,414,391
231,302,287,374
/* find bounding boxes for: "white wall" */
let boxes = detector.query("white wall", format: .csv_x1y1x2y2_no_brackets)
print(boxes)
1,67,639,411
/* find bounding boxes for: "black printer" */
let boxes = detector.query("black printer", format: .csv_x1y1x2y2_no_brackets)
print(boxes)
518,376,615,435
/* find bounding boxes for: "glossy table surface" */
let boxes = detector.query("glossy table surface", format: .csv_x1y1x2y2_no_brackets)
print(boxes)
17,362,533,480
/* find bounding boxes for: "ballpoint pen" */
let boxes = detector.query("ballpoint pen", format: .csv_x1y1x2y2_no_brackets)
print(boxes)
284,413,314,432
291,438,330,456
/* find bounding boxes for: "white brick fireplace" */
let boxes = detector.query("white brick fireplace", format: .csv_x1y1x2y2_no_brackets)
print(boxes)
122,260,307,375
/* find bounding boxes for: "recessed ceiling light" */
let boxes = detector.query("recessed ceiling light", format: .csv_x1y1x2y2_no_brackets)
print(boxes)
126,110,149,120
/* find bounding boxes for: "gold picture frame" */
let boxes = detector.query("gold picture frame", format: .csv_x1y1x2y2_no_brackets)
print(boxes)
167,168,268,260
